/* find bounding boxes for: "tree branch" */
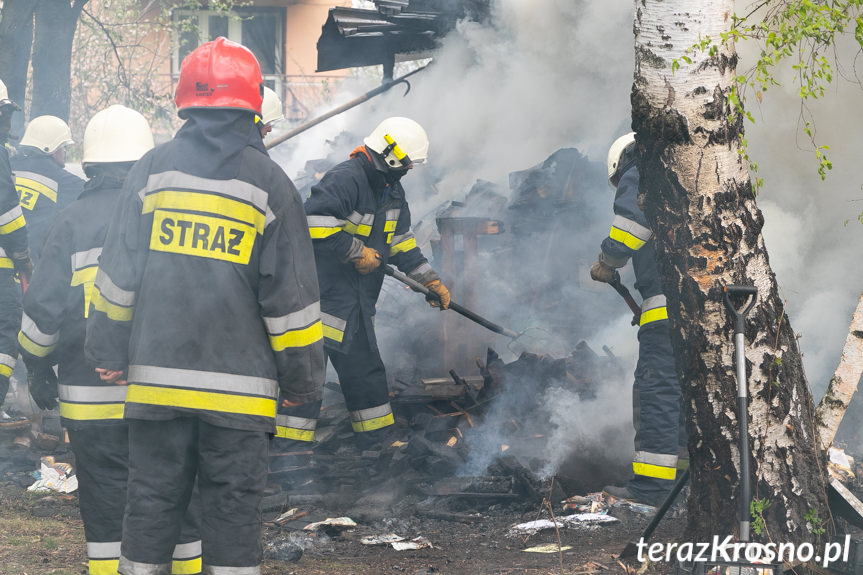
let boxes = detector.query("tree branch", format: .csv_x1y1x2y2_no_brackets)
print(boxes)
81,6,128,88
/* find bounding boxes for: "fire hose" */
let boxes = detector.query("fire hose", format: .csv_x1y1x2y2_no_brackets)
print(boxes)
383,265,519,340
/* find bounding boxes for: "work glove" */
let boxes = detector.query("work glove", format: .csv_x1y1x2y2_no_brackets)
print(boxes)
353,246,382,274
12,250,33,283
424,279,451,310
590,258,616,284
28,365,58,411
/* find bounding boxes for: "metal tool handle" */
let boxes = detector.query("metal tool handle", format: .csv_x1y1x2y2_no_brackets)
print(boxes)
383,265,519,340
610,271,641,326
722,284,757,542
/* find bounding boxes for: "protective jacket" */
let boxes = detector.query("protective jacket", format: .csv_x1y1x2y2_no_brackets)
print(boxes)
599,164,685,501
85,111,325,434
12,148,84,261
305,147,437,353
599,165,666,327
18,173,127,429
0,138,27,382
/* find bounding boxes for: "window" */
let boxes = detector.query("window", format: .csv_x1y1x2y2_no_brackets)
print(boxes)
172,8,285,95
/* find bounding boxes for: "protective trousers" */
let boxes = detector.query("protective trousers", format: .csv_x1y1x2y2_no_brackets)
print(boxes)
68,425,202,575
119,418,268,575
0,271,21,405
273,321,394,452
628,320,688,504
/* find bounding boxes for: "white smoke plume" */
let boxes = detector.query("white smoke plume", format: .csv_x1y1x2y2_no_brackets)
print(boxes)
269,0,863,480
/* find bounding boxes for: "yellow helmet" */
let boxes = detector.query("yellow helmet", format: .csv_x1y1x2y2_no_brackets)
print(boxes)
83,105,154,165
20,116,74,154
607,132,636,188
363,117,429,169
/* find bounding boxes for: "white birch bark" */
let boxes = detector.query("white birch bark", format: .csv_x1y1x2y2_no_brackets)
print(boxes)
633,0,829,541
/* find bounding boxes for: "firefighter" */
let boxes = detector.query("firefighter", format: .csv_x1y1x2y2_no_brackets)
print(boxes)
258,86,284,139
0,78,31,427
276,116,450,452
18,104,203,575
84,37,324,574
590,132,687,507
12,115,84,263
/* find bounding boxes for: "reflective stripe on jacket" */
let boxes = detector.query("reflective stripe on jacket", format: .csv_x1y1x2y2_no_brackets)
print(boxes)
599,166,667,328
0,143,28,264
304,151,434,353
84,131,325,433
18,178,127,428
12,150,84,261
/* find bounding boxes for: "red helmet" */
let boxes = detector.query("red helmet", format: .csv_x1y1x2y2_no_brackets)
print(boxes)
175,37,263,117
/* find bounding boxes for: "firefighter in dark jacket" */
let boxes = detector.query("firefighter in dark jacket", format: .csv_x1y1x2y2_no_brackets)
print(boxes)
19,104,203,575
0,78,32,426
276,116,450,451
84,38,325,575
590,132,687,507
12,115,84,263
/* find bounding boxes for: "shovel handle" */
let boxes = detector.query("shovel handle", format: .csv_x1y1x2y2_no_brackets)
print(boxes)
723,285,757,335
610,271,642,326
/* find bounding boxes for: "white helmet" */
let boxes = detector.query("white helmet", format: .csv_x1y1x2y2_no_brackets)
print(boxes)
260,87,284,126
607,131,637,187
20,116,74,154
0,78,20,110
83,105,154,165
363,116,429,169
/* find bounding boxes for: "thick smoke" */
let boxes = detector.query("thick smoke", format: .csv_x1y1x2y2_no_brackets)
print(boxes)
270,0,863,480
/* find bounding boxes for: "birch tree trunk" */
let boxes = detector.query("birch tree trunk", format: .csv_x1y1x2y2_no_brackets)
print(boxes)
631,0,830,542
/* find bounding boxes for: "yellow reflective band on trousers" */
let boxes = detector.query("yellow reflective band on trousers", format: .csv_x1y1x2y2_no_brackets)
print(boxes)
633,450,677,480
59,401,125,422
639,306,668,326
632,461,677,480
389,237,417,257
91,288,135,322
269,321,323,352
172,556,202,575
89,558,120,575
0,365,11,378
350,404,394,433
0,257,12,269
609,226,647,251
126,385,277,419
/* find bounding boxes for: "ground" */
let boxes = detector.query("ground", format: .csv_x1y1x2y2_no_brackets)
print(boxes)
0,428,687,575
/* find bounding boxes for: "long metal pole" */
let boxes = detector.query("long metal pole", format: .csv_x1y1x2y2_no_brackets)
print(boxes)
265,63,431,150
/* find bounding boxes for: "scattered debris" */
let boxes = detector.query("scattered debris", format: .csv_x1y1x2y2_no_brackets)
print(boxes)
523,543,573,553
303,517,357,532
509,513,618,536
392,536,434,551
27,456,77,494
830,446,856,483
361,534,406,546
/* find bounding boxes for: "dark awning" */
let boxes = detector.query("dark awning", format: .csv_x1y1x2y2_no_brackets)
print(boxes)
316,0,490,73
